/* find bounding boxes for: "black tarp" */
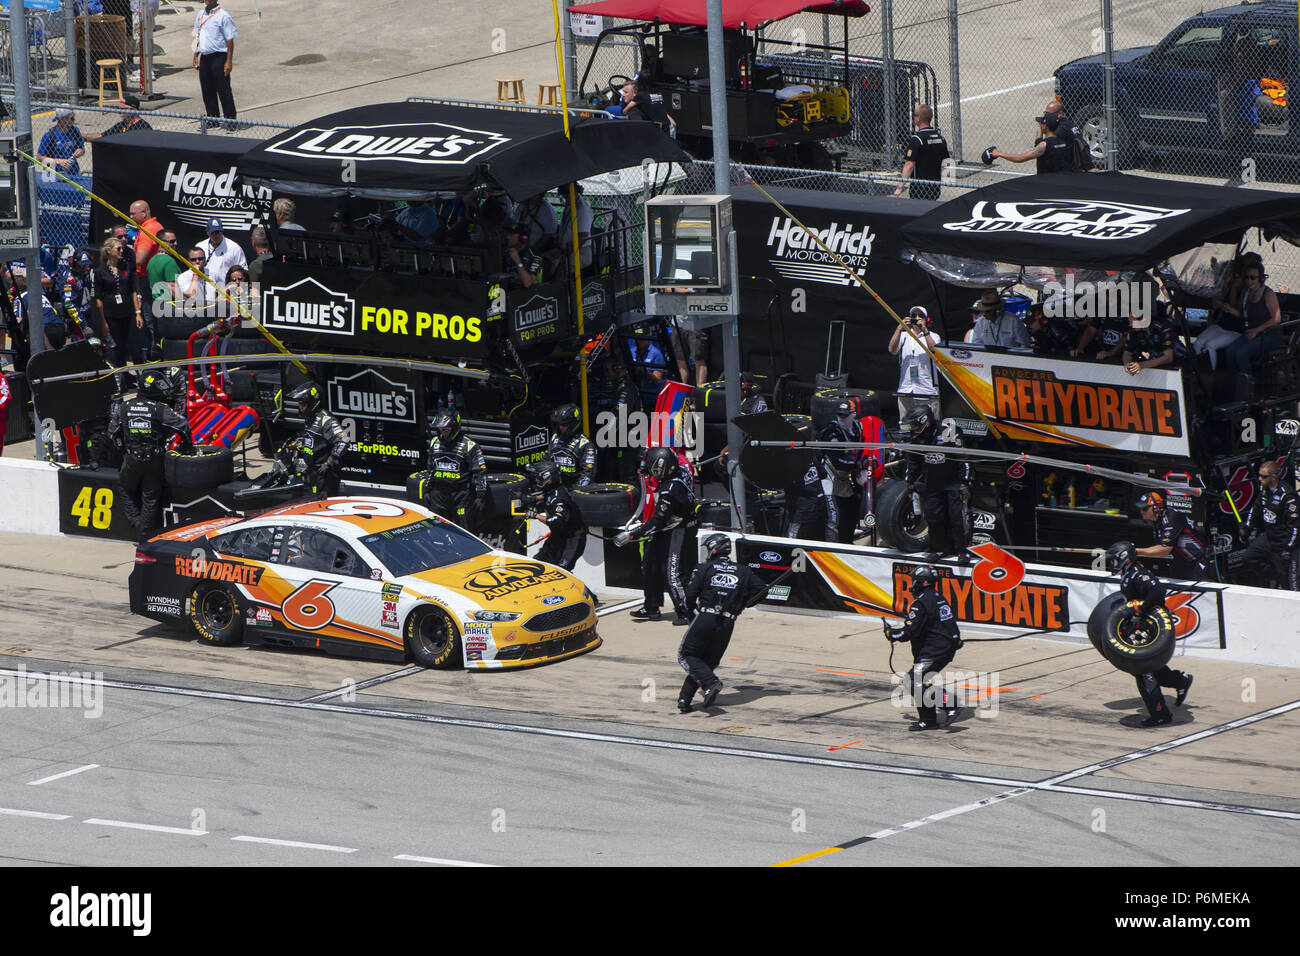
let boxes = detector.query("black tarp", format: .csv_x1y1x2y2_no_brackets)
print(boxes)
236,102,691,201
900,171,1300,273
90,130,337,253
732,183,969,392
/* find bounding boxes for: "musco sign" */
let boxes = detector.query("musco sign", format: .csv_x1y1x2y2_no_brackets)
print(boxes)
263,276,357,336
263,122,509,166
328,369,417,425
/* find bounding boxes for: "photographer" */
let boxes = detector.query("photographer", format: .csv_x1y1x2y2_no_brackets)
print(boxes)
889,306,941,421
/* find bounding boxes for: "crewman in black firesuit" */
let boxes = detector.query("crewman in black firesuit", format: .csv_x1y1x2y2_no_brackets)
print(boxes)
109,370,193,541
592,352,640,481
618,446,696,624
1106,541,1194,726
885,564,964,730
739,371,768,415
1237,460,1299,589
526,457,587,571
676,533,769,712
822,398,864,544
549,402,597,488
1135,491,1208,581
279,381,347,498
424,407,488,532
902,405,972,560
786,439,835,541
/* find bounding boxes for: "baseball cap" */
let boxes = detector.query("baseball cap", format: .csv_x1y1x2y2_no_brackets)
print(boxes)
206,217,223,233
909,305,928,318
1035,113,1061,131
54,107,74,120
121,94,141,109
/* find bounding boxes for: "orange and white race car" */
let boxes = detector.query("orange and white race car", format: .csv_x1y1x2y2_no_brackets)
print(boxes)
128,497,600,668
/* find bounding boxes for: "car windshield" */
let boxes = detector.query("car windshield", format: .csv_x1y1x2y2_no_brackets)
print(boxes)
360,519,492,577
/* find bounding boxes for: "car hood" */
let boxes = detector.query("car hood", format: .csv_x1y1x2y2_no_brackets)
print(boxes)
399,552,587,613
1056,46,1154,73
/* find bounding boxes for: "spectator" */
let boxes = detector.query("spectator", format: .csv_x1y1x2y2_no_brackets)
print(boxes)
147,231,181,306
630,326,668,410
1079,305,1133,361
989,113,1072,174
1122,308,1176,375
15,289,62,351
634,42,669,90
37,109,86,176
196,217,247,284
1220,263,1282,374
1025,301,1084,357
514,193,559,251
273,197,305,233
177,247,218,306
894,104,949,200
559,182,593,270
395,200,438,241
84,95,152,142
129,201,165,353
193,0,238,128
1043,99,1092,172
95,237,142,372
891,306,941,420
1195,253,1262,369
224,265,254,321
247,226,272,284
328,211,355,236
967,291,1032,349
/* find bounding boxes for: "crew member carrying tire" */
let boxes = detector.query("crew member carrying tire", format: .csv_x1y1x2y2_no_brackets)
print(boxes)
526,457,587,571
1135,491,1208,581
617,446,697,625
676,533,769,713
885,565,963,730
424,408,488,532
109,370,194,542
1103,541,1193,727
549,402,597,488
822,398,864,544
902,405,971,560
1236,460,1298,589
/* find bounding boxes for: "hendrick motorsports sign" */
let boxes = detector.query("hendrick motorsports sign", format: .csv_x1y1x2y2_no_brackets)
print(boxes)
764,215,876,286
262,122,510,166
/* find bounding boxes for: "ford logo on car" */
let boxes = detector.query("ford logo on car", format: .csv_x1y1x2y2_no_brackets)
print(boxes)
759,551,782,563
542,595,565,606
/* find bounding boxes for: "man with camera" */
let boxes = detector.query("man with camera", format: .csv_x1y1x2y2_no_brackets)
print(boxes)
890,306,941,422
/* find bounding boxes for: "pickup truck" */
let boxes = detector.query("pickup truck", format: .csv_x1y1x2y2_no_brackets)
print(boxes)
1054,1,1294,176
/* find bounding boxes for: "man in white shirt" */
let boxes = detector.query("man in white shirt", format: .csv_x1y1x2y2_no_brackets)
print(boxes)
197,217,247,284
192,0,238,126
177,247,218,305
559,183,594,270
890,306,942,421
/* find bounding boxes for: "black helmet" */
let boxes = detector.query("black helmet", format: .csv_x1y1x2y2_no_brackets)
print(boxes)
285,381,322,418
528,457,560,489
1106,540,1136,572
645,446,679,481
550,402,581,438
901,404,937,439
431,408,461,443
740,371,759,398
138,370,167,400
912,565,939,591
704,533,731,561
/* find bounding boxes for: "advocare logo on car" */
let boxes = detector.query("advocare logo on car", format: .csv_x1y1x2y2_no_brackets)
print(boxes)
263,122,510,166
162,162,271,234
328,369,417,425
765,216,876,286
465,561,566,601
263,276,357,336
943,199,1189,240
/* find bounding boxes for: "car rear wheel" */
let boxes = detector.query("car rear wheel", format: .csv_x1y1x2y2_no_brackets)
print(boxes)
405,604,461,669
189,583,243,646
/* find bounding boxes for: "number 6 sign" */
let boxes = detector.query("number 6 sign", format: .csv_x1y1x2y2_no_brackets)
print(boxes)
966,543,1025,594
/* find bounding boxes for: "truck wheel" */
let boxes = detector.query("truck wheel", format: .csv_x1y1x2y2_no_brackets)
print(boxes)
404,604,461,669
189,583,243,646
1086,593,1176,677
572,482,636,526
873,478,928,552
1077,102,1133,168
165,445,234,486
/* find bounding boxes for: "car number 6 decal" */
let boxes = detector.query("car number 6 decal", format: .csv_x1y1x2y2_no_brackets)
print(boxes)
968,543,1025,594
305,501,406,517
283,580,338,630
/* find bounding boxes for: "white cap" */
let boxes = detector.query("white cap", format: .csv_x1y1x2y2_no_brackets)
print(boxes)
909,305,928,318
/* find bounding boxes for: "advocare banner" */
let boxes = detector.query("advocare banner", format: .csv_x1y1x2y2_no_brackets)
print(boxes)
935,346,1191,458
258,259,498,360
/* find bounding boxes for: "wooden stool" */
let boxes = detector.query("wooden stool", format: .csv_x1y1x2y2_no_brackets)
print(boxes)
96,58,123,106
537,82,560,107
496,77,524,104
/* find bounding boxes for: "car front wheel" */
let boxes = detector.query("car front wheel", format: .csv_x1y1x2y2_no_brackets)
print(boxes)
404,605,461,669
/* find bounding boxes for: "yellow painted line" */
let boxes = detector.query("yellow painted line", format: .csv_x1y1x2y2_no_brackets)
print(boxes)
772,846,843,867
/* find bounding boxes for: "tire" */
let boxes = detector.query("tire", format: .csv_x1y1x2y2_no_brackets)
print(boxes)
1086,593,1176,676
485,472,528,518
873,478,929,552
694,381,728,423
572,482,636,526
406,470,431,504
404,603,461,668
189,582,243,646
1077,102,1134,169
157,311,210,342
218,336,273,357
165,445,234,487
811,388,881,431
782,413,813,439
696,498,732,527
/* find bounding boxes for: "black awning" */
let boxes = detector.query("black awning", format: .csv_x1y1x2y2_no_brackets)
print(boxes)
236,101,690,201
900,171,1300,273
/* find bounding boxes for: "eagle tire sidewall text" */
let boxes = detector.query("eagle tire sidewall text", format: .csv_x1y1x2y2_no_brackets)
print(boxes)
189,582,244,646
404,604,461,669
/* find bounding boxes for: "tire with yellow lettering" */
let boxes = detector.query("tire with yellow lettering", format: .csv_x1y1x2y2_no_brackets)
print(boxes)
485,473,528,519
189,582,244,646
873,478,928,552
404,604,461,669
782,414,813,439
696,499,732,527
165,445,234,487
406,470,432,504
1087,593,1176,677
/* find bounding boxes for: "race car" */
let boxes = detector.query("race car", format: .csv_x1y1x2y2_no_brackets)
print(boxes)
128,497,601,669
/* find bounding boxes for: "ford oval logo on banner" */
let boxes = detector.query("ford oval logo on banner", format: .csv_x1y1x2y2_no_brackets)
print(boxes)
542,595,565,606
759,551,782,563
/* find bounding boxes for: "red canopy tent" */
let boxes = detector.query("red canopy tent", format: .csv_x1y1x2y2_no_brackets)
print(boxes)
565,0,870,29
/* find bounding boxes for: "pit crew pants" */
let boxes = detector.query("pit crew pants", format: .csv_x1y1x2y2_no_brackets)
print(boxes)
427,488,481,534
643,525,692,617
538,530,585,571
677,611,735,702
922,488,968,557
119,453,165,541
906,651,956,725
787,490,833,541
1136,666,1191,721
1237,535,1295,590
827,491,860,544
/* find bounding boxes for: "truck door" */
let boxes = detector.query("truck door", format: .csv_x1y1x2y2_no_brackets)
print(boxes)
1133,19,1223,152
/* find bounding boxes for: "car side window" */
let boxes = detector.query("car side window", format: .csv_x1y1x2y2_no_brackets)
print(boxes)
1159,24,1223,71
210,527,275,561
280,529,367,577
